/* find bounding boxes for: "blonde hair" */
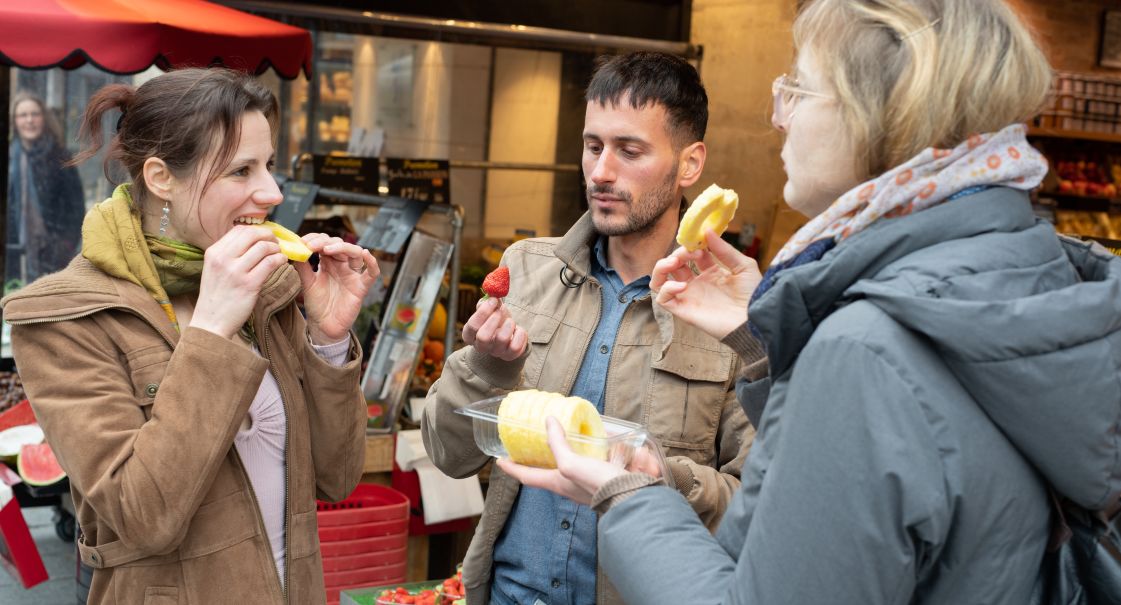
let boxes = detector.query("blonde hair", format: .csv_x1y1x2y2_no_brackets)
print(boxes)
794,0,1052,178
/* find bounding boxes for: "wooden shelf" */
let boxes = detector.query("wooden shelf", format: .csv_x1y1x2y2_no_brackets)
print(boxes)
1027,127,1121,145
1040,191,1116,212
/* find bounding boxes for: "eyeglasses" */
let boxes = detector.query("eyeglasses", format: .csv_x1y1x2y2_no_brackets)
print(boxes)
772,74,833,131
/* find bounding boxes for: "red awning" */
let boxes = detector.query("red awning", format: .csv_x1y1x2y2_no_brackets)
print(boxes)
0,0,311,79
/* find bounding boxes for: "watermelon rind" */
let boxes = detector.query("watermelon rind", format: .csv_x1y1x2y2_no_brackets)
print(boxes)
0,423,44,459
17,442,66,487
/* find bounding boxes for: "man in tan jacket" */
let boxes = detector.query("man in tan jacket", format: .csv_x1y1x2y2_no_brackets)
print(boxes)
422,52,754,605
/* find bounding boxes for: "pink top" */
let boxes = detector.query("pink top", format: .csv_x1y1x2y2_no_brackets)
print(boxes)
234,337,350,583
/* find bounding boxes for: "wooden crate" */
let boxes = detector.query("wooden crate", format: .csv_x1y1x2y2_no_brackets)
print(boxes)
364,434,395,474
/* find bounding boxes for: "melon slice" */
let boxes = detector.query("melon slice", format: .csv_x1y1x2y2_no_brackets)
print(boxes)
17,442,65,487
0,423,44,460
0,399,35,432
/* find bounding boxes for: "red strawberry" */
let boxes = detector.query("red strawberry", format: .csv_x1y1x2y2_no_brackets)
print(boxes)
482,266,510,299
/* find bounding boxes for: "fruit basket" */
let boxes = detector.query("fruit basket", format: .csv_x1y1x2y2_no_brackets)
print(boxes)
455,394,673,485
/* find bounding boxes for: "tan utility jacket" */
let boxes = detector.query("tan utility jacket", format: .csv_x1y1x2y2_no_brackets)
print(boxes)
422,214,753,605
1,257,367,605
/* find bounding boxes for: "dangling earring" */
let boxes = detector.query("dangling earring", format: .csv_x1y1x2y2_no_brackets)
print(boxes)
159,201,170,237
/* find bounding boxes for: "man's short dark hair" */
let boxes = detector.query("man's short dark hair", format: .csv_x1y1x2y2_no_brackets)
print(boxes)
585,51,708,146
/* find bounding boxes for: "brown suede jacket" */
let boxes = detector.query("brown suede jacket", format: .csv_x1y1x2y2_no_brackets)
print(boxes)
422,213,754,605
1,256,367,605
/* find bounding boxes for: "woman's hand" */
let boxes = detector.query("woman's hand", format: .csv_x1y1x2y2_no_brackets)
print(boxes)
497,417,628,506
191,225,289,340
651,229,762,340
295,234,380,344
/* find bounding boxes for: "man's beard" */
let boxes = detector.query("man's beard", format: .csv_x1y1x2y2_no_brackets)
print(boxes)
588,166,679,237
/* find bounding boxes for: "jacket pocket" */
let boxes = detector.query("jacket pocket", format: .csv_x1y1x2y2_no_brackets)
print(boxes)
178,489,259,560
288,509,319,559
521,314,561,388
647,344,736,464
126,345,171,406
143,586,178,605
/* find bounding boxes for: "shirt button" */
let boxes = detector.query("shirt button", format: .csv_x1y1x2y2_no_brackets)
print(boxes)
145,383,159,396
552,579,561,589
599,344,609,354
618,292,628,303
561,520,570,530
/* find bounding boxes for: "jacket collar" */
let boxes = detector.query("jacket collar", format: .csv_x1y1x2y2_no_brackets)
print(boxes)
553,211,697,357
1,255,301,347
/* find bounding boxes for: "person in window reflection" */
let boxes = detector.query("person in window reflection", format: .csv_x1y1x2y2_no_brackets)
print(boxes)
7,91,85,287
499,1,1121,604
1,68,379,605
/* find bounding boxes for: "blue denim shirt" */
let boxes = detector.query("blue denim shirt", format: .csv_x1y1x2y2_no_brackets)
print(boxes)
491,237,651,605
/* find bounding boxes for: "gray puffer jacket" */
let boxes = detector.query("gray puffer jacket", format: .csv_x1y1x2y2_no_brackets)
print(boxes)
595,187,1121,604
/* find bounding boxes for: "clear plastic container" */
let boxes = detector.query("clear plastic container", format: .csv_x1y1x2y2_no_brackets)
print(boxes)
455,394,673,488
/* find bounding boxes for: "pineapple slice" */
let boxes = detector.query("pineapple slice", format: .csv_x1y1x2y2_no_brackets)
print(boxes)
676,184,739,252
263,221,313,262
497,390,608,468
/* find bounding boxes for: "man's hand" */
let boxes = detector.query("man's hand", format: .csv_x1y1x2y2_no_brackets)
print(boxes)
463,297,528,361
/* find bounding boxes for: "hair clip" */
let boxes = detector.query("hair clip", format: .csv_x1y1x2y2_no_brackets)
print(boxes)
116,109,126,133
901,18,941,41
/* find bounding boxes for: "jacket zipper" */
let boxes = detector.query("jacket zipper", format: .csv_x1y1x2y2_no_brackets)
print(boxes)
260,313,292,604
11,305,291,602
231,448,285,602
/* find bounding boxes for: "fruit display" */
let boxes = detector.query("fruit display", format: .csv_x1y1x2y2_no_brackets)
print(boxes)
1054,159,1118,198
0,423,44,460
412,338,446,392
0,399,35,432
435,567,464,604
0,372,26,415
1053,209,1121,239
263,221,313,262
17,442,65,487
376,586,438,605
481,266,510,300
677,184,739,251
496,390,607,468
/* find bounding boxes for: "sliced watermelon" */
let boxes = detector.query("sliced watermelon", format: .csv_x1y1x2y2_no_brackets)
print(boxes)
17,442,65,487
0,423,44,460
0,399,36,432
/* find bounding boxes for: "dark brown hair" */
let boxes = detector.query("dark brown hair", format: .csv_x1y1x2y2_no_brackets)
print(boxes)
73,67,278,208
586,51,708,147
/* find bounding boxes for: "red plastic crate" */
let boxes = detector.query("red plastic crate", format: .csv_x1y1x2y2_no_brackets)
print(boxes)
318,484,409,527
318,517,409,542
321,533,408,557
322,547,407,572
324,561,408,590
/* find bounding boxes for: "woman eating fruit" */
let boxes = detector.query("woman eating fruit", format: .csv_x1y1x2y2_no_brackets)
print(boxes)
1,68,378,605
499,0,1121,603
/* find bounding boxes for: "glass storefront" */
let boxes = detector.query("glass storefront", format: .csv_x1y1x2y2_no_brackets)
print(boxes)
1,28,608,300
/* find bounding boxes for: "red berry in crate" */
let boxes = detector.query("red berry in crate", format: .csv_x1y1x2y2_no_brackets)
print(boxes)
481,266,510,299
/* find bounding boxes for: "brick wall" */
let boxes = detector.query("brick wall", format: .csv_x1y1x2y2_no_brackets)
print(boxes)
1007,0,1120,74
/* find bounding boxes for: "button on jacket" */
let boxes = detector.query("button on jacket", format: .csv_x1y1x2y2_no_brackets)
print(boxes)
422,213,753,605
2,258,367,605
